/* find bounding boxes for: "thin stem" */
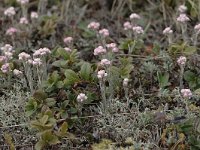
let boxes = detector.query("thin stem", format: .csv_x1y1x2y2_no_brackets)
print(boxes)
179,65,184,89
100,81,107,112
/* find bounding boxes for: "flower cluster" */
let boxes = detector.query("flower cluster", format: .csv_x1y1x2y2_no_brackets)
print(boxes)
4,7,16,17
123,21,132,30
100,59,111,67
1,44,13,52
97,70,107,80
106,43,119,53
13,69,23,77
77,93,88,102
177,14,190,23
19,17,28,24
177,56,187,66
163,27,173,35
18,52,31,60
17,0,29,5
129,13,141,20
33,47,51,57
64,47,72,53
1,63,10,73
63,37,73,44
6,27,18,36
99,28,109,37
31,12,38,19
94,46,107,56
32,58,42,66
132,26,144,35
178,5,187,13
20,17,29,24
87,21,100,30
123,78,129,87
181,89,192,98
194,23,200,32
123,13,144,36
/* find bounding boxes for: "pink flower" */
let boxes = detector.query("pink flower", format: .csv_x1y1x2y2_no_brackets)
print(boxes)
99,29,109,37
77,93,87,102
32,58,42,66
194,23,200,32
177,14,190,23
181,89,192,98
177,56,187,66
123,78,129,87
94,46,106,56
33,47,51,57
106,43,119,53
97,70,107,79
87,21,100,30
1,63,10,73
129,13,141,20
106,43,117,49
6,27,18,36
64,47,72,53
123,21,132,30
20,17,29,24
18,52,31,60
63,37,73,44
17,0,29,5
132,26,144,34
31,12,38,19
4,52,13,60
163,27,173,35
4,7,16,17
100,59,111,66
178,5,187,13
13,69,23,76
1,44,13,52
0,56,7,63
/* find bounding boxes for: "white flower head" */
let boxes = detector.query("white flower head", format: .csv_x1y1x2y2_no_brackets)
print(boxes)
163,27,173,35
178,5,187,13
77,93,88,102
94,46,106,56
132,26,144,34
181,89,192,98
20,17,29,24
87,21,100,30
123,78,129,87
97,70,107,80
177,14,190,23
31,12,38,19
177,56,187,66
99,29,109,37
4,7,16,17
100,59,111,66
130,13,141,20
123,21,132,30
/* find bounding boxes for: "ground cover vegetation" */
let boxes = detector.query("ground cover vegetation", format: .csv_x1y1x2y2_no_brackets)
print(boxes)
0,0,200,149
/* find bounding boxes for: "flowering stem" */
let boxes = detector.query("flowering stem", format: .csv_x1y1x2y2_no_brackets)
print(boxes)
100,81,107,112
179,65,184,89
181,24,187,43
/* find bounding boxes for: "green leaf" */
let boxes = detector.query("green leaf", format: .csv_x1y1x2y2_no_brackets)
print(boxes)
64,69,80,86
157,72,170,88
35,139,46,150
45,98,56,107
183,46,197,55
52,60,68,68
25,98,38,116
41,130,60,145
39,115,49,125
79,62,92,81
57,122,68,137
33,90,48,101
57,47,70,60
